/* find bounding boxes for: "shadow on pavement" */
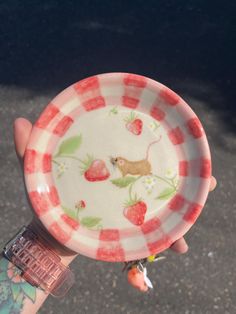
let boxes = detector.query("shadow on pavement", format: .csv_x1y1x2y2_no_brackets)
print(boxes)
0,1,235,133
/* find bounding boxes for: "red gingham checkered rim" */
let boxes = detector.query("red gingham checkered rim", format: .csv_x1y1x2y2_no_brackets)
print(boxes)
24,73,211,262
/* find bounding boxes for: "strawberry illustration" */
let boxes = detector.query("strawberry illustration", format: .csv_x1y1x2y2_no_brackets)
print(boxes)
80,154,110,182
75,200,86,209
124,111,143,135
123,195,147,225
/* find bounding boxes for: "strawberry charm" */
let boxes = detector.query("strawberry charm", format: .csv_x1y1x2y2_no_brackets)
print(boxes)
123,195,147,225
80,155,110,182
127,264,153,292
124,111,143,135
127,267,148,292
123,255,165,292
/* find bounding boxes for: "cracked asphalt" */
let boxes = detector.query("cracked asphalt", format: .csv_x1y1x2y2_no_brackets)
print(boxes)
0,2,235,313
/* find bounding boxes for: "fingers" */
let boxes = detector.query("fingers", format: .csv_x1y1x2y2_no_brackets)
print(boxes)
170,237,189,254
209,176,217,191
14,118,32,158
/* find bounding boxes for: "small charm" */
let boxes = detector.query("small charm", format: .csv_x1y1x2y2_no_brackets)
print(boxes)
147,254,166,263
127,265,150,292
123,254,166,292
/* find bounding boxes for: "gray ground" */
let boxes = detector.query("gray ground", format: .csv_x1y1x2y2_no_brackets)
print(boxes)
0,2,235,314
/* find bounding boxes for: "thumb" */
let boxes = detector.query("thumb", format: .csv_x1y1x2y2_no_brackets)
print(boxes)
13,118,32,158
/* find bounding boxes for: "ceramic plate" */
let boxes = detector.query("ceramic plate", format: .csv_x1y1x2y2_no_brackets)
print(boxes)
24,73,211,262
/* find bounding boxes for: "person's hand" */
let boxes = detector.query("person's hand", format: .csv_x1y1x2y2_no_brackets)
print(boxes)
170,176,217,253
13,117,77,265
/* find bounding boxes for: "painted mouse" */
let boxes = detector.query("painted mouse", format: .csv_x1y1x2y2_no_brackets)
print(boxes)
110,136,161,177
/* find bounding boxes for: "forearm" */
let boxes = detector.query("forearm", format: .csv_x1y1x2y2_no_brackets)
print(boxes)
0,252,76,314
0,221,77,314
0,254,48,314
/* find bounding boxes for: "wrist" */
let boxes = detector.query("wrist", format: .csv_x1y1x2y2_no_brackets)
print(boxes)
3,221,76,297
29,218,78,266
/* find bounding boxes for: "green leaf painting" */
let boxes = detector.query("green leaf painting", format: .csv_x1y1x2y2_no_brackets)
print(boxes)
55,134,82,157
80,217,102,228
156,187,176,200
111,176,136,188
62,204,102,230
0,257,37,314
10,283,21,301
15,292,24,305
109,106,118,115
62,205,77,220
21,282,36,302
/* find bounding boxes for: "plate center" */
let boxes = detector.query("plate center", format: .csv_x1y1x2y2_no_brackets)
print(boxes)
52,106,179,230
